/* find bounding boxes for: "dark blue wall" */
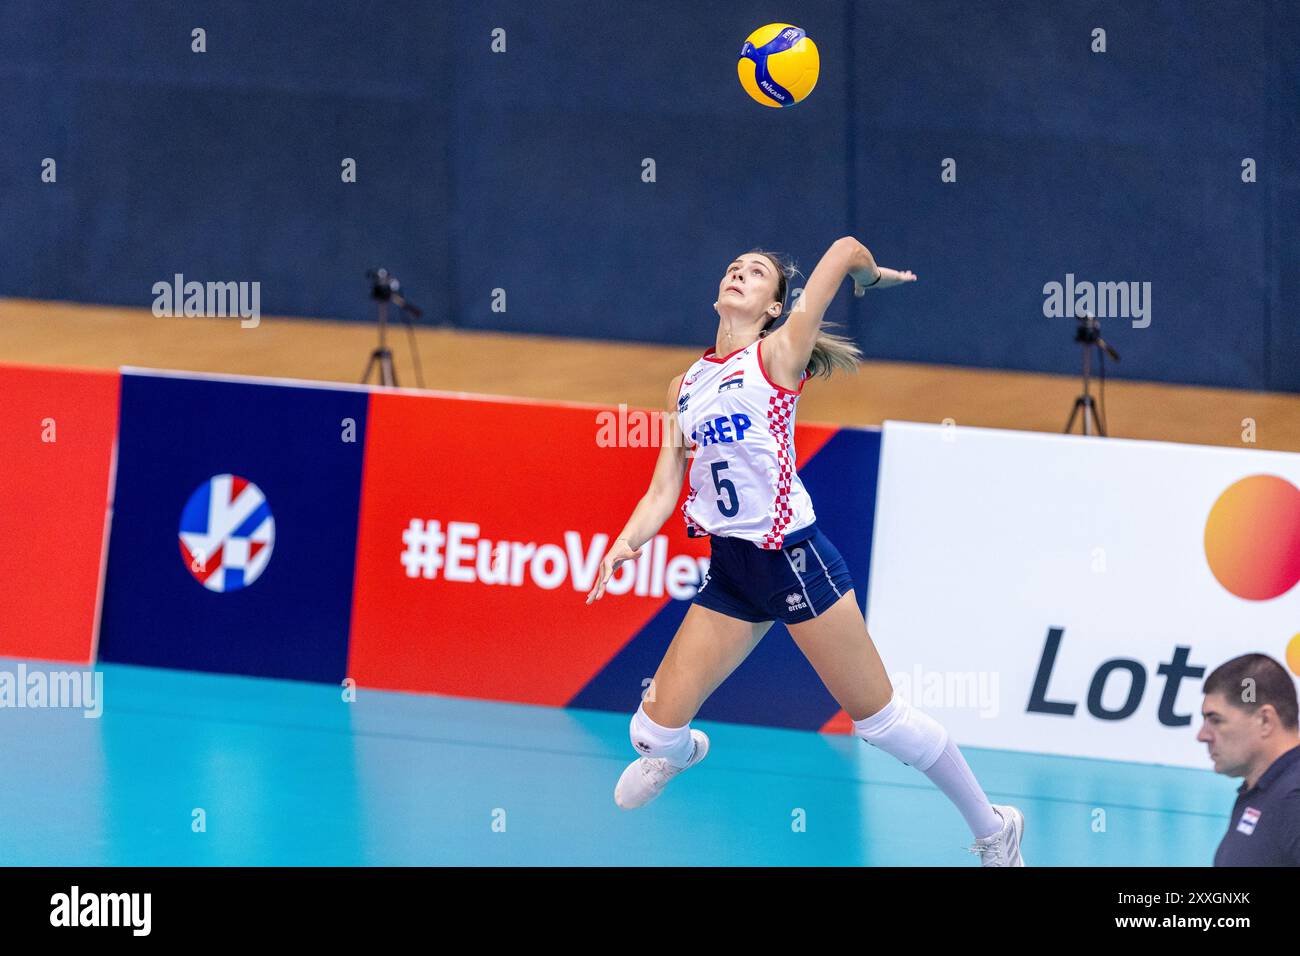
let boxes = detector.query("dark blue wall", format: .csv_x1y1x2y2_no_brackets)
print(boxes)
3,1,1297,391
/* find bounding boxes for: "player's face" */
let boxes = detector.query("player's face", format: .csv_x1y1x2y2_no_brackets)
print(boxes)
1196,692,1256,778
718,254,780,319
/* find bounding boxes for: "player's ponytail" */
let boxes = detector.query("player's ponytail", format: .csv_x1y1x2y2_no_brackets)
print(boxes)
750,249,864,381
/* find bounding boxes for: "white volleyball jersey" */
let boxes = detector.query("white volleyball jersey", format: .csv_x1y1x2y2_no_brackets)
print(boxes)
676,338,816,549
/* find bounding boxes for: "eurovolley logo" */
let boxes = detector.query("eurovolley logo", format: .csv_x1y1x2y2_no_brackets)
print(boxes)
1203,474,1300,677
178,474,275,592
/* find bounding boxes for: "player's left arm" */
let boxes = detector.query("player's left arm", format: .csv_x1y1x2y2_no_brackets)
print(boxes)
763,236,916,383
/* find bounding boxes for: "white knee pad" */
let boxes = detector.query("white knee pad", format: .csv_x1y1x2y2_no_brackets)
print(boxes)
629,702,695,766
852,693,948,771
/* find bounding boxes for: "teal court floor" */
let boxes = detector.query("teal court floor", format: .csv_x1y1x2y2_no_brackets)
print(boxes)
0,660,1236,866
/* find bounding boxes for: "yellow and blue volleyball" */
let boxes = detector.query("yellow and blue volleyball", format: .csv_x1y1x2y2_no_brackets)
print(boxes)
737,23,820,108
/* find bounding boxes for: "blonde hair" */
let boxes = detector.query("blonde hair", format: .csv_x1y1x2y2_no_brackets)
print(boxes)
749,249,862,380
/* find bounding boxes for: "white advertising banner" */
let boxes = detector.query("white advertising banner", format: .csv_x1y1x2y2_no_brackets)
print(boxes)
866,420,1300,768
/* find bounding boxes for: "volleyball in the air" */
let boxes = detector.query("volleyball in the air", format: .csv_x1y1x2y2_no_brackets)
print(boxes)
737,23,820,108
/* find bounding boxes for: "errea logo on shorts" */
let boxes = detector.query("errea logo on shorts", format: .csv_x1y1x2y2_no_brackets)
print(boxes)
400,520,709,599
785,592,807,611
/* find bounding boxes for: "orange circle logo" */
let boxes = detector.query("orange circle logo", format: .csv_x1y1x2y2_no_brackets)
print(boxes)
1287,633,1300,677
1204,475,1300,601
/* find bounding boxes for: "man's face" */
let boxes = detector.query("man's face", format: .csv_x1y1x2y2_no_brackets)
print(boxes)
1197,691,1260,778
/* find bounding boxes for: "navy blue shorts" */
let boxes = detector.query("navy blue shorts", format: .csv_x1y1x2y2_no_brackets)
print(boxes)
691,523,856,625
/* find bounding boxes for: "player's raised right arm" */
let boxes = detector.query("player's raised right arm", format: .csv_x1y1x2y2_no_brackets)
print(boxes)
586,374,689,605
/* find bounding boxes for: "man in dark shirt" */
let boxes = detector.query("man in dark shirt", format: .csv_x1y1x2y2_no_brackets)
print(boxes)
1197,653,1300,866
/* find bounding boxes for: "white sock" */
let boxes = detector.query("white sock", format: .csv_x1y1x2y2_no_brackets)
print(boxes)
921,739,1003,840
853,694,1002,839
629,702,695,768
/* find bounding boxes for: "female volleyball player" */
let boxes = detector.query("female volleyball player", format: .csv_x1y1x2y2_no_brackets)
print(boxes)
585,237,1026,865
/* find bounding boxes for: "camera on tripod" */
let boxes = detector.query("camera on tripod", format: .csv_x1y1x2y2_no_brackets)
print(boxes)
360,267,426,388
367,268,400,301
1064,312,1120,437
1074,313,1101,345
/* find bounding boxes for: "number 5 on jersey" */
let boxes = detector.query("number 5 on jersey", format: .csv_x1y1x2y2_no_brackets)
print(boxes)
710,461,740,517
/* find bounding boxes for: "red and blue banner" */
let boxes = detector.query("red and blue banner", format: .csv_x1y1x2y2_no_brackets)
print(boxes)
6,363,881,735
97,371,368,682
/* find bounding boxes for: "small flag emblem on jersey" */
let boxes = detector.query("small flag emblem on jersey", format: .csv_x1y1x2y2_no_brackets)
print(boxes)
719,369,745,391
178,473,276,593
1236,806,1261,835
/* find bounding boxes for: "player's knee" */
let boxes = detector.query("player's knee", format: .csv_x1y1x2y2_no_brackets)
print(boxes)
852,693,948,771
629,700,695,765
